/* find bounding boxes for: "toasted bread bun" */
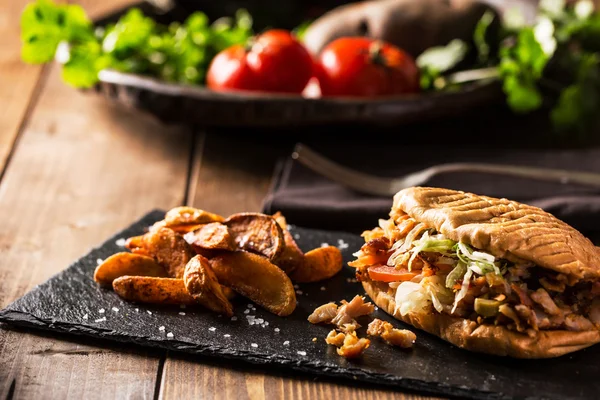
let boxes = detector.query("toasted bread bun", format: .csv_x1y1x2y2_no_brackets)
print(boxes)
363,280,600,358
360,187,600,358
393,187,600,281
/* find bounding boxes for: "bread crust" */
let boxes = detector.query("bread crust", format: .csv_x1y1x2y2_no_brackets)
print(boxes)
393,187,600,280
363,280,600,358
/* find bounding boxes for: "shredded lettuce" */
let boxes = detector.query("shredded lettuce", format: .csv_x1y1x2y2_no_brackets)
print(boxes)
394,281,430,316
406,231,457,270
398,223,427,253
456,242,501,276
445,261,467,289
452,268,473,313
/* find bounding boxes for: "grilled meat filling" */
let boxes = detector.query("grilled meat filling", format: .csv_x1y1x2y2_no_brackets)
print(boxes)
349,213,600,335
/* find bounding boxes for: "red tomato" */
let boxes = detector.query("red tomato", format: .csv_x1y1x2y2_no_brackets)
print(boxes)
207,29,314,94
367,265,419,283
316,37,420,97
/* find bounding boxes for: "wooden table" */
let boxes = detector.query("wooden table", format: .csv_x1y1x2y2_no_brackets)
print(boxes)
0,1,439,398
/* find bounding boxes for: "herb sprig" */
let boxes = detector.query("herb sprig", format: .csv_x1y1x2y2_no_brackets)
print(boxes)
417,0,600,134
21,0,254,88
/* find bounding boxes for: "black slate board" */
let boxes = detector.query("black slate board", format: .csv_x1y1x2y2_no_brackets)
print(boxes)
1,210,598,400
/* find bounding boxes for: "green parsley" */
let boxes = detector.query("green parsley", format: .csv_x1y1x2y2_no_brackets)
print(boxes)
417,0,600,134
21,0,254,88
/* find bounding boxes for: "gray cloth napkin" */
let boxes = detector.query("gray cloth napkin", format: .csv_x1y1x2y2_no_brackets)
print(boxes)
262,144,600,238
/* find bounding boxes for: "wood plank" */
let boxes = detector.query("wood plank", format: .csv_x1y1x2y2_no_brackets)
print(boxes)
160,133,437,399
0,48,191,400
186,133,286,214
160,357,442,400
0,0,45,176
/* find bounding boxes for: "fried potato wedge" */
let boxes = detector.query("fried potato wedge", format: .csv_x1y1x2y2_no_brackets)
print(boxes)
272,211,287,230
125,235,150,256
184,255,234,317
94,252,168,287
142,227,196,279
275,229,304,275
221,286,236,300
224,213,284,261
162,206,224,231
271,212,304,275
183,222,235,251
112,276,196,305
209,251,296,316
290,246,343,283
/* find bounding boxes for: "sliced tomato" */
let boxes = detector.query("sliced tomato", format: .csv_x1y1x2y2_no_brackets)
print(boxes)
368,265,418,282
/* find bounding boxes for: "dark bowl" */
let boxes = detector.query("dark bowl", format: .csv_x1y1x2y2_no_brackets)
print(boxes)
89,0,504,128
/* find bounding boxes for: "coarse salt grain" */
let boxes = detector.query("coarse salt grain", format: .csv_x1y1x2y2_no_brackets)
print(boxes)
99,308,105,314
159,326,165,331
95,317,106,323
147,310,152,315
209,327,216,332
166,332,174,338
135,308,139,312
297,351,307,356
293,284,299,289
179,312,186,316
283,341,290,346
231,316,238,321
337,239,349,250
295,290,303,295
115,238,126,246
224,334,231,338
320,242,329,248
320,286,326,291
112,307,119,312
274,328,280,333
244,309,250,314
251,343,258,348
96,258,103,265
247,304,253,308
83,314,88,320
293,234,300,240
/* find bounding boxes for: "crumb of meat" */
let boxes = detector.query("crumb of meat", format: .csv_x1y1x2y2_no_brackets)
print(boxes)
307,302,338,324
336,331,370,359
339,322,358,333
325,330,345,347
331,295,374,327
308,296,374,330
367,318,416,348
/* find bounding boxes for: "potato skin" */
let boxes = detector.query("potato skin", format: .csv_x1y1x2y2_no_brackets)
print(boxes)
183,255,234,317
141,227,197,279
183,222,235,251
112,276,196,305
164,206,224,226
94,252,168,286
224,213,285,261
303,0,499,57
210,251,297,316
290,246,343,283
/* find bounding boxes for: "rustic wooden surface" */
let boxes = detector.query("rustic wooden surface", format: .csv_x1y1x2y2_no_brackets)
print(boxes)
0,1,441,399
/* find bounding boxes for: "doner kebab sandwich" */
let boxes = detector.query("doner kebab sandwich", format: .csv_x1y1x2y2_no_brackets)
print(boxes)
349,187,600,358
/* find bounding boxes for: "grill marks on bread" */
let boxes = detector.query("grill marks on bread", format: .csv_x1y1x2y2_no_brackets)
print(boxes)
394,187,600,281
